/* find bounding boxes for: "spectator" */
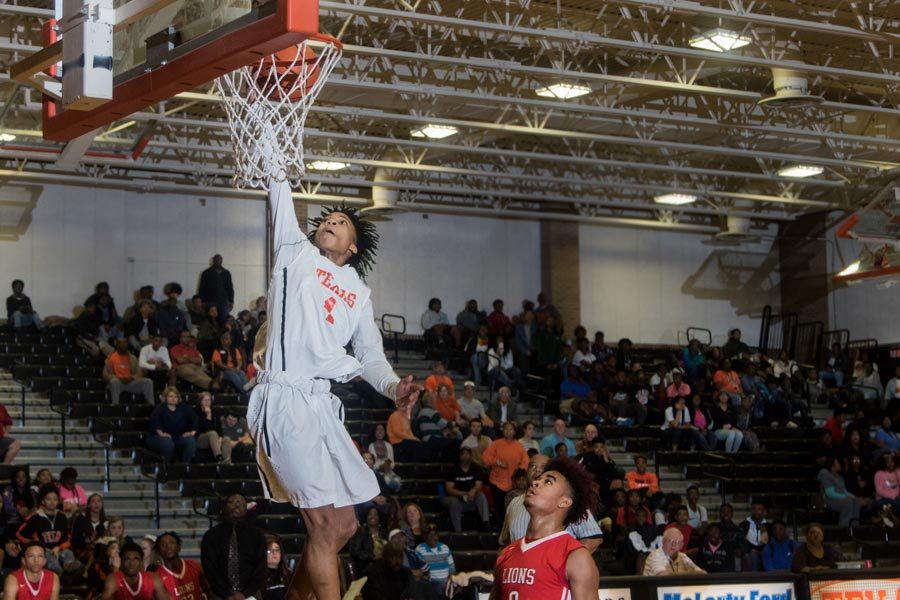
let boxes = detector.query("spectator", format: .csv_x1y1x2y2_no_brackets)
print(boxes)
735,396,762,451
156,283,188,347
94,291,123,346
194,392,223,462
415,526,455,599
356,452,397,523
386,530,429,581
169,331,217,392
717,504,744,558
534,293,562,331
874,453,900,513
773,350,799,380
147,387,198,464
482,422,530,525
3,542,60,600
607,369,648,425
87,539,119,599
155,532,207,600
486,338,521,393
125,301,160,354
516,421,539,454
853,362,884,406
386,404,426,462
349,507,387,578
0,401,20,466
713,359,742,406
662,396,712,452
685,486,708,529
579,438,624,503
186,295,206,337
665,506,694,550
818,456,869,526
414,392,458,460
643,528,705,575
361,541,418,600
123,286,159,323
487,387,517,431
845,453,874,499
821,343,848,388
198,255,234,322
455,300,484,347
262,537,290,600
423,361,455,400
762,520,798,572
591,331,613,362
534,317,563,383
710,392,745,453
561,365,591,406
200,494,266,600
741,501,771,568
885,366,900,408
368,423,395,471
872,415,900,454
56,468,87,516
513,310,536,375
688,395,718,450
6,280,45,332
400,503,429,548
460,419,491,468
220,410,254,465
505,469,529,508
486,299,510,337
16,485,73,573
70,493,106,563
441,447,490,533
666,372,691,401
498,453,603,551
697,523,736,573
791,523,843,573
100,541,169,600
139,535,159,571
682,339,705,382
624,455,659,494
615,489,651,529
722,328,749,360
421,298,454,348
103,339,155,405
625,505,662,574
801,367,827,407
458,382,493,431
139,333,172,386
196,306,225,358
85,282,119,321
433,383,465,430
468,325,490,387
30,470,53,498
2,467,34,524
211,332,249,401
72,301,113,358
539,419,576,458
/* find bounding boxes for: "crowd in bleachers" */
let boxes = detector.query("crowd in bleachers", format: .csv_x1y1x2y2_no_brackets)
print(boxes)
3,275,900,598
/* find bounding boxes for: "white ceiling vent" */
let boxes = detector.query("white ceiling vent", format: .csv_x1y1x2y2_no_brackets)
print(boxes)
757,68,824,108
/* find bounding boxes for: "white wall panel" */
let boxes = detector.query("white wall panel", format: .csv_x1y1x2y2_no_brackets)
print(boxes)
579,226,781,346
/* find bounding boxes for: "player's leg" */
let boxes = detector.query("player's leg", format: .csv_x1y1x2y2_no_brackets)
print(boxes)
287,504,357,600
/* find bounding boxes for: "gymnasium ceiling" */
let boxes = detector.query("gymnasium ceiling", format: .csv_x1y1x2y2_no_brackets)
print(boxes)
0,0,899,235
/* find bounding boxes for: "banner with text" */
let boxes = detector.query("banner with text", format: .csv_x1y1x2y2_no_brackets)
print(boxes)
657,581,795,600
809,578,900,600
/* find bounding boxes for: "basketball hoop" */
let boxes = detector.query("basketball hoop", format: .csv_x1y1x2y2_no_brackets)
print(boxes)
215,34,343,189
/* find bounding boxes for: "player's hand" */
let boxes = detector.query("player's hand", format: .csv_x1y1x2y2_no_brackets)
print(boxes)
394,376,421,410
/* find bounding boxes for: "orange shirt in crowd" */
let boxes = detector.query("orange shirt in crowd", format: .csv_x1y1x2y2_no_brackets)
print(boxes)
387,410,415,445
424,375,456,399
106,352,134,379
481,438,529,492
626,470,660,494
435,396,462,422
713,370,741,394
212,348,243,369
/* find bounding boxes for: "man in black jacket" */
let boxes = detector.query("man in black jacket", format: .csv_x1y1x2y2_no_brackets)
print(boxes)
198,255,234,323
72,301,113,358
362,542,423,600
201,494,266,600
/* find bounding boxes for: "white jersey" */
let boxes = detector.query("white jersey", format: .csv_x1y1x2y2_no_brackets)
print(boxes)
265,181,399,396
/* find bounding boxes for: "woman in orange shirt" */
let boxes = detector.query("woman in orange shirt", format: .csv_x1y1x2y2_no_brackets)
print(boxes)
713,358,742,406
482,421,529,526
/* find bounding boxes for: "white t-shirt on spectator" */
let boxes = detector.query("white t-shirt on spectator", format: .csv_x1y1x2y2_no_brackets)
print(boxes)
139,345,172,371
572,350,596,368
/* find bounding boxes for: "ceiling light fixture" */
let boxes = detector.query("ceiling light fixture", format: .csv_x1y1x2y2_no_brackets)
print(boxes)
307,160,349,171
0,133,15,142
654,193,698,206
410,125,457,139
777,164,824,178
535,83,591,99
689,28,752,52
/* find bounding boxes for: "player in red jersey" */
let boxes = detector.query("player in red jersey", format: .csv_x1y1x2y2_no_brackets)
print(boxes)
3,542,60,600
492,458,600,600
103,542,171,600
154,532,208,600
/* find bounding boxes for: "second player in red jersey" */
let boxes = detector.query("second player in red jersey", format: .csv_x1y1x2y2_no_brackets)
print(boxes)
103,542,171,600
492,458,600,600
153,532,208,600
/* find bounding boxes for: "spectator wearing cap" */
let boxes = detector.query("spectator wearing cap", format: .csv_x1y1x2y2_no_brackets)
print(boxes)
220,410,254,465
0,402,21,465
104,339,155,405
170,331,218,392
386,530,429,580
57,468,87,516
139,333,173,387
458,382,493,433
125,300,160,354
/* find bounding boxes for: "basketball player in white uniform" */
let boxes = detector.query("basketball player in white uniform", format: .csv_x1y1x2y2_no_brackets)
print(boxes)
248,179,420,600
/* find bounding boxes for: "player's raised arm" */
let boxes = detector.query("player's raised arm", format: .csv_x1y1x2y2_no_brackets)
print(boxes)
268,179,307,255
566,547,600,600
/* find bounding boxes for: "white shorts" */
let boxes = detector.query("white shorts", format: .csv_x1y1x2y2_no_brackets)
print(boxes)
246,371,379,509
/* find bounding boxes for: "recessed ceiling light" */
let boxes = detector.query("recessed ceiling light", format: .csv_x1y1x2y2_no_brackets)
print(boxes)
654,193,698,206
689,28,752,52
0,133,15,142
410,125,457,139
535,83,591,99
777,164,824,178
307,160,349,171
837,260,861,277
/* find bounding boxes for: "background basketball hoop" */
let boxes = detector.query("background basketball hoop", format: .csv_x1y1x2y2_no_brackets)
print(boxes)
215,34,343,190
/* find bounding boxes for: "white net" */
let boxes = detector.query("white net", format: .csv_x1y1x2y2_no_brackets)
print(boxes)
215,37,343,189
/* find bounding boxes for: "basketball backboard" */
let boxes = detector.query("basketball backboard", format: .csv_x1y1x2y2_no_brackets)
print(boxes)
10,0,320,141
832,185,900,285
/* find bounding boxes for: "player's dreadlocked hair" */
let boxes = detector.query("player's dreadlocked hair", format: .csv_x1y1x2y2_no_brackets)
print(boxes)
544,458,600,526
307,204,379,278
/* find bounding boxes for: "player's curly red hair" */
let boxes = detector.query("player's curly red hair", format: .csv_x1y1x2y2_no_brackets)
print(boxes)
544,458,600,526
